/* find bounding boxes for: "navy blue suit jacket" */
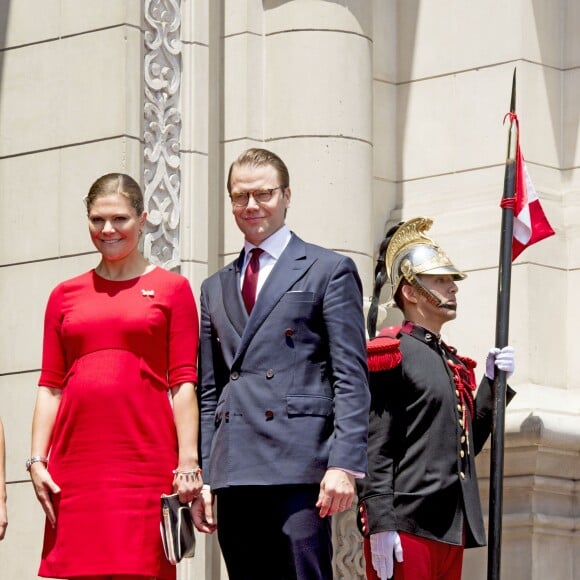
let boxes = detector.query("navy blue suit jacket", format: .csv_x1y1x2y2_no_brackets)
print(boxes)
198,233,370,490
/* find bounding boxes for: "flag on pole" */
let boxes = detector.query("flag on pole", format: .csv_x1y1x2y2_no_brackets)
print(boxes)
488,69,556,580
504,117,555,260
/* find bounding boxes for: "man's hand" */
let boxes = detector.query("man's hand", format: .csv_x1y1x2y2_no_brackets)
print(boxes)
486,346,515,380
370,531,404,579
191,486,217,534
316,468,355,517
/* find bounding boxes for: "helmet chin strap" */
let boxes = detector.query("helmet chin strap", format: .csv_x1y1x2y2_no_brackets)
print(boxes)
408,276,443,307
401,260,443,307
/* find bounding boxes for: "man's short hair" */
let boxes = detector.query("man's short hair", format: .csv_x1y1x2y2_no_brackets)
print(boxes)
227,148,290,193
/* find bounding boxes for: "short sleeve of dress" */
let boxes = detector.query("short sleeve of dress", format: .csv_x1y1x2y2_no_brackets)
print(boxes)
167,276,199,387
38,284,67,388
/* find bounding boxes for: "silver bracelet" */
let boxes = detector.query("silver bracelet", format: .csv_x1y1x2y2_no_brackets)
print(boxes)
172,467,202,478
25,456,48,471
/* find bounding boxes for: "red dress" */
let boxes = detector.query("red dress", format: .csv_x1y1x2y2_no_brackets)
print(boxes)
37,267,199,579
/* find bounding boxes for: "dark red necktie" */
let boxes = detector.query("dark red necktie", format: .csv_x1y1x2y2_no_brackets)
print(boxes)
242,248,263,314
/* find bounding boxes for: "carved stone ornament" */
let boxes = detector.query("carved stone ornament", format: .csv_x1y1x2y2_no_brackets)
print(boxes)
143,0,182,271
333,507,366,579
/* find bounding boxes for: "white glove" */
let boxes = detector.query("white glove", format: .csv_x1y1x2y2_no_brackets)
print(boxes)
370,531,403,579
485,346,515,380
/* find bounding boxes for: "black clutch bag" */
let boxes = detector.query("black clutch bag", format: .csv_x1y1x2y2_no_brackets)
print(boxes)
160,493,196,564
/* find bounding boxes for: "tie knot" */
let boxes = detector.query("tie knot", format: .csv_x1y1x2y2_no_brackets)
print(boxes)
249,247,263,261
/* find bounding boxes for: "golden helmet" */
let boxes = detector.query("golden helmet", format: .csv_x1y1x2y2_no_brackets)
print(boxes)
385,217,466,304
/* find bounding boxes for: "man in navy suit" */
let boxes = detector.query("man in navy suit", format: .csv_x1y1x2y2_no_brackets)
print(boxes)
192,148,370,579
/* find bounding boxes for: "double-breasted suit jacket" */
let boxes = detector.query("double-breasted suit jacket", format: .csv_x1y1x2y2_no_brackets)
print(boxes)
198,233,370,490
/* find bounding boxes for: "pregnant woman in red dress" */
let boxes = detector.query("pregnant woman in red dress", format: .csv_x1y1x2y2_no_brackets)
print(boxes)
29,173,202,580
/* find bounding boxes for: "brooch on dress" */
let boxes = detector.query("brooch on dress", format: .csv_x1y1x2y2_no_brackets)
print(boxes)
141,289,155,298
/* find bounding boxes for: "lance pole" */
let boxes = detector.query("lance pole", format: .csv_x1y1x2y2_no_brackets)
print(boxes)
487,68,517,580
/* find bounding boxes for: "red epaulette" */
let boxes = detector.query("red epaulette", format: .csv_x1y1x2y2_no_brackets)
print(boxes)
367,326,402,372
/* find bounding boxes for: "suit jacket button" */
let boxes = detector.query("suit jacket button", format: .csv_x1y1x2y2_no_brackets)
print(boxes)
266,369,274,379
460,471,465,479
225,411,230,422
284,328,295,336
265,410,274,420
231,371,240,380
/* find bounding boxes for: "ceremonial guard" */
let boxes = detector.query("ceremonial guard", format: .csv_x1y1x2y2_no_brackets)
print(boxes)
357,217,516,580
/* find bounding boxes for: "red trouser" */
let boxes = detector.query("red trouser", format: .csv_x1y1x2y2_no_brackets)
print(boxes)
363,532,464,580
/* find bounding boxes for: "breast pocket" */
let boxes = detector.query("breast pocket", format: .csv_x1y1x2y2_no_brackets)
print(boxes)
280,291,315,303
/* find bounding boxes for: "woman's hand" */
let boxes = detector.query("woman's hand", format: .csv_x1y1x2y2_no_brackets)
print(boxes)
30,463,61,527
172,467,203,504
29,385,62,527
0,497,7,540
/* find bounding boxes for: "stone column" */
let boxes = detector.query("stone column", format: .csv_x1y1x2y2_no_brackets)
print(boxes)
222,1,374,283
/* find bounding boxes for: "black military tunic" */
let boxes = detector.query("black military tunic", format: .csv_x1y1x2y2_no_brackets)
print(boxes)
357,322,515,548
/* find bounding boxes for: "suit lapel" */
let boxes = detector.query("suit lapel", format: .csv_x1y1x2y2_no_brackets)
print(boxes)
220,251,248,338
234,235,315,362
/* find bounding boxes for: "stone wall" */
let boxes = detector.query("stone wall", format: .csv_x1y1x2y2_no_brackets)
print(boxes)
0,1,578,578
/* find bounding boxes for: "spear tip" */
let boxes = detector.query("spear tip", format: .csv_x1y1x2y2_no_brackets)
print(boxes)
510,68,517,113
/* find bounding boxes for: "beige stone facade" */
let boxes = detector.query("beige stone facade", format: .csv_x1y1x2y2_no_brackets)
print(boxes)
0,1,578,578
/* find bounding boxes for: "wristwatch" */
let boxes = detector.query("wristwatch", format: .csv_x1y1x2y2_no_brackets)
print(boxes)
25,456,48,471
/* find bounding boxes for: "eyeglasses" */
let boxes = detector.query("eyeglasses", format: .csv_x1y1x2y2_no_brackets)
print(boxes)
230,187,284,207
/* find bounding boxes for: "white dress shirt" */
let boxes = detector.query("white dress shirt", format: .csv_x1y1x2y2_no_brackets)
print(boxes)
240,225,292,295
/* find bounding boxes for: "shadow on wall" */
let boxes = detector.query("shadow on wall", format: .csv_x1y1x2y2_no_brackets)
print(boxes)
263,0,373,31
531,0,578,170
520,412,544,441
0,0,10,97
